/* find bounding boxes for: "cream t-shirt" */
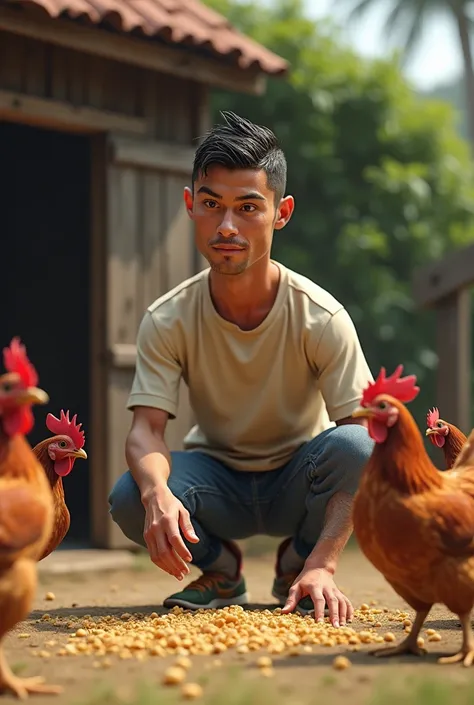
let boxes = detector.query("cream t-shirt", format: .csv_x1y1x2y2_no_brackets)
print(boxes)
127,261,373,472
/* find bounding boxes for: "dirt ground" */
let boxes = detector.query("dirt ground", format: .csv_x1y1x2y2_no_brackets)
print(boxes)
2,548,471,705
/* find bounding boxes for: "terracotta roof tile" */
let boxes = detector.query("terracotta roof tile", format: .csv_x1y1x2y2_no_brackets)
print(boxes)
3,0,288,74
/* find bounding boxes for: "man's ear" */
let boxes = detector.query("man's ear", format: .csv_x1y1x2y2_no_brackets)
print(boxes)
274,195,295,230
184,186,194,218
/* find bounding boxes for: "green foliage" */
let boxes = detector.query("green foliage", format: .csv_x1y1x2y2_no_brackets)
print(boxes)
204,0,474,434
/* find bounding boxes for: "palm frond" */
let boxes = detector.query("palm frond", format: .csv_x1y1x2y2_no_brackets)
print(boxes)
331,0,382,23
382,0,427,59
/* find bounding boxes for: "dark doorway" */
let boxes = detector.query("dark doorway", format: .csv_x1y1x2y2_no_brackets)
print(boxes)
0,121,91,546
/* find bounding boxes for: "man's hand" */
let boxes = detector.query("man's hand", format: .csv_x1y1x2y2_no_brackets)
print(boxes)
281,566,353,627
143,490,199,580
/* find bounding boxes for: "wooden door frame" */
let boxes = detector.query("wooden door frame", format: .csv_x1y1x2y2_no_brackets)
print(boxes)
0,104,106,547
89,134,108,547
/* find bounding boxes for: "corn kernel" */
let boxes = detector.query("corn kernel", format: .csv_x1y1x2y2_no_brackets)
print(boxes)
162,667,187,685
428,633,442,642
175,656,192,670
333,656,351,670
181,683,203,700
260,667,274,678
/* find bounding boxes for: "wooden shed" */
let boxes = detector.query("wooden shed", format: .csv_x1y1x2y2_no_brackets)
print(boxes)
412,244,474,436
0,0,288,549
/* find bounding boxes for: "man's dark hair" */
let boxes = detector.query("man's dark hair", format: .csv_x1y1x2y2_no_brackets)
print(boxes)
192,111,287,201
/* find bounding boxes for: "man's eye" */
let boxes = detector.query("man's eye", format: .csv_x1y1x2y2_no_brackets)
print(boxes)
203,200,218,209
241,204,256,212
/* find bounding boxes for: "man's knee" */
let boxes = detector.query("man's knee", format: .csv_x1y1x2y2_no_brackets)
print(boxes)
317,424,374,494
108,471,146,546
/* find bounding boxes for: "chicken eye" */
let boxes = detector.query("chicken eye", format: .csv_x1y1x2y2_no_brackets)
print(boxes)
437,421,444,428
58,440,67,448
1,383,12,392
378,401,387,410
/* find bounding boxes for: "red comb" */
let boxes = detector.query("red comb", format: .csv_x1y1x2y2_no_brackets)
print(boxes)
3,337,38,388
426,407,440,427
46,410,85,449
361,365,420,407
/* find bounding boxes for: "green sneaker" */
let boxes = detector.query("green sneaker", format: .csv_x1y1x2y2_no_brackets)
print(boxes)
271,538,327,617
163,572,249,610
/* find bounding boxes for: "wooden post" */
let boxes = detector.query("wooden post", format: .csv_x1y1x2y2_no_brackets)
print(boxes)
435,289,472,433
412,243,474,435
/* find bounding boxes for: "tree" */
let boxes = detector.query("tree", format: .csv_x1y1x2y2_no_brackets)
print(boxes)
330,0,474,152
204,0,474,441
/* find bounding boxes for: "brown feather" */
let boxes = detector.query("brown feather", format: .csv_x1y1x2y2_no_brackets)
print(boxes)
32,439,70,560
443,424,468,470
0,430,54,566
0,484,49,552
353,400,474,617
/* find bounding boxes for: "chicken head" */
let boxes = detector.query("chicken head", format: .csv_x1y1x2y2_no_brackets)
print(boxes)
425,407,450,448
0,338,49,437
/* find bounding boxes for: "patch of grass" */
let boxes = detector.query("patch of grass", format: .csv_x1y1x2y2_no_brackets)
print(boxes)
320,674,337,688
369,676,474,705
74,669,474,705
75,667,275,705
11,662,28,675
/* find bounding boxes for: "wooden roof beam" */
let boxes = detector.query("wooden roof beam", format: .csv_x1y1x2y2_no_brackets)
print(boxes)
0,5,268,96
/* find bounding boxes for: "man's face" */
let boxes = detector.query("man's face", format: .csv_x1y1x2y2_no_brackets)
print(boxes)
184,166,294,275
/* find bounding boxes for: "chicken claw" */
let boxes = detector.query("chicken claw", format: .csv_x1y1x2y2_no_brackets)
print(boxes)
369,637,426,659
438,650,474,667
438,614,474,667
0,674,63,700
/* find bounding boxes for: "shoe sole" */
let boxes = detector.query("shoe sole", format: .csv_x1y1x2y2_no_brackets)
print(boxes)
163,591,250,611
271,588,329,616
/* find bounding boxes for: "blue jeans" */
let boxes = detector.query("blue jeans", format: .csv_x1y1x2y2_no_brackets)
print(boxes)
108,425,373,571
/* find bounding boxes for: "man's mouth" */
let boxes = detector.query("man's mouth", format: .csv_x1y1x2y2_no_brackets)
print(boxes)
212,245,245,250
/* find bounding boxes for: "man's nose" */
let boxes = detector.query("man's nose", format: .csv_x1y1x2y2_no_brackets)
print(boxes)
218,210,238,237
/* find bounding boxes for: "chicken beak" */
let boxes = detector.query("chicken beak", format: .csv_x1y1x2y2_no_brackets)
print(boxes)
351,406,370,419
17,386,49,406
425,428,436,437
71,448,88,460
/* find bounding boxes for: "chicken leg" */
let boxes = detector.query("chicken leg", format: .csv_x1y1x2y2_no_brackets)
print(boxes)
0,648,62,700
0,559,62,699
369,609,429,658
438,612,474,667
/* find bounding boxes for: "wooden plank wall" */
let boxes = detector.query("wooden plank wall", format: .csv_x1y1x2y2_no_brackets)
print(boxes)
106,163,195,548
0,30,207,547
0,30,202,143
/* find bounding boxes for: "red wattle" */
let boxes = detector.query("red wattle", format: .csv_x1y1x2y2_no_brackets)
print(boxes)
368,418,388,444
54,457,74,477
2,408,33,437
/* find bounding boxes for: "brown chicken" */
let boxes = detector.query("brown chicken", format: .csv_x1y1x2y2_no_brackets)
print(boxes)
33,410,87,560
425,407,467,470
0,338,62,698
352,365,474,666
